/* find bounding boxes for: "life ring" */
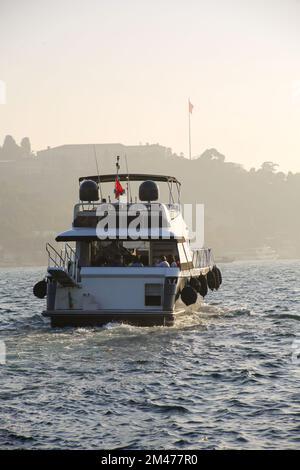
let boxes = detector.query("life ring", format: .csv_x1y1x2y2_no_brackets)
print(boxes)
33,279,47,299
181,286,198,306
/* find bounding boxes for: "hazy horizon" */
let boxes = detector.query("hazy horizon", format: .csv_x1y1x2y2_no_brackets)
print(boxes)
1,0,300,172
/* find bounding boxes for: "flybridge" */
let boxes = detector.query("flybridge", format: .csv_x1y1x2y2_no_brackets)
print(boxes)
78,172,182,205
55,165,185,242
73,202,171,228
56,202,184,241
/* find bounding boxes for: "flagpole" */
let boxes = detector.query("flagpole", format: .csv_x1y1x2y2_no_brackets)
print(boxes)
188,98,193,160
115,155,120,201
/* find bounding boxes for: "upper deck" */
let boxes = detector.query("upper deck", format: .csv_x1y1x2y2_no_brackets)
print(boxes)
56,202,187,241
56,172,188,241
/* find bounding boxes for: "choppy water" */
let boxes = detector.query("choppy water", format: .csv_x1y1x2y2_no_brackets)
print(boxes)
0,260,300,450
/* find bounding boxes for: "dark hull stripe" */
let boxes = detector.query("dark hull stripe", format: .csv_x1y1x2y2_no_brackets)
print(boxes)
42,309,185,327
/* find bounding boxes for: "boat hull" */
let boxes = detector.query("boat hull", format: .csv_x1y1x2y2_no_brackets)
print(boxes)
42,309,186,327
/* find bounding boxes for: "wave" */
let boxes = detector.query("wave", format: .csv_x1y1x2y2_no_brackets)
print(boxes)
268,313,300,321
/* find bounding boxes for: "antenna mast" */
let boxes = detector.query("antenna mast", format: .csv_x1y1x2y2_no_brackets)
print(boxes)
125,154,132,203
93,144,103,200
116,155,120,175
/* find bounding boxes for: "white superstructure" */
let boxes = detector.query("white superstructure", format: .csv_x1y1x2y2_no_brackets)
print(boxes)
34,169,221,327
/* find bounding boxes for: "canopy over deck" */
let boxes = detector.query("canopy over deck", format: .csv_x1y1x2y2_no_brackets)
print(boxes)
55,227,179,241
79,174,181,185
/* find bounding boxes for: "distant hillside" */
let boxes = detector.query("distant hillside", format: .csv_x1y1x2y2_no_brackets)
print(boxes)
0,136,299,265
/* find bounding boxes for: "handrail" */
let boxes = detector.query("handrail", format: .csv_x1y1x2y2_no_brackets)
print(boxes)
46,243,65,268
46,242,79,283
73,201,181,220
191,248,214,269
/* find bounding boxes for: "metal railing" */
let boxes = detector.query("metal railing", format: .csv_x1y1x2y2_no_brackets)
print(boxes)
192,248,214,269
46,243,79,283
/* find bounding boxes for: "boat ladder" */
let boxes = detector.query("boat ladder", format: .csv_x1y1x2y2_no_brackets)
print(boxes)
46,243,79,287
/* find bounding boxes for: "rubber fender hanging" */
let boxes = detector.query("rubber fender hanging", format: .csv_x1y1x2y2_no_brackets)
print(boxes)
207,270,216,291
212,265,222,288
33,279,47,299
216,266,222,286
198,274,208,297
190,277,200,292
212,266,220,290
181,286,198,306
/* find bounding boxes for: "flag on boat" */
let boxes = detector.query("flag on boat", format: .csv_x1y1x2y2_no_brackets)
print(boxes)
189,99,194,114
115,176,125,199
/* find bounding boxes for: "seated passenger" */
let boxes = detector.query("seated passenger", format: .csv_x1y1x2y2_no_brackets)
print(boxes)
153,257,160,267
140,254,149,266
111,255,124,267
158,255,170,267
167,254,178,267
130,255,144,267
93,254,107,267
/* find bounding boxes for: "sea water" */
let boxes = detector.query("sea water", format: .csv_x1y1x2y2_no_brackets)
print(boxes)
0,260,299,449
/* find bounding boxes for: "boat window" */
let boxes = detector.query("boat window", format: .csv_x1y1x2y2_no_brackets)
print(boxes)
145,284,162,306
150,240,179,266
84,240,150,267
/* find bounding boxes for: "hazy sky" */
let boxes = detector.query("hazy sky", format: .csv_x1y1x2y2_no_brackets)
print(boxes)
1,0,300,171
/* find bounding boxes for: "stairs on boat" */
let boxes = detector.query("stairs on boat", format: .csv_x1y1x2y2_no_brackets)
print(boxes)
48,267,78,287
46,243,79,287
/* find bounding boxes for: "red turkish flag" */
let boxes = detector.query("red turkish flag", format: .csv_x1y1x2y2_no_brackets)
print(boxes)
189,100,194,114
115,177,125,199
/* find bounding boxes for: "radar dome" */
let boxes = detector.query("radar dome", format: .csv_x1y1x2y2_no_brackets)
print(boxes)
139,180,159,202
79,179,99,202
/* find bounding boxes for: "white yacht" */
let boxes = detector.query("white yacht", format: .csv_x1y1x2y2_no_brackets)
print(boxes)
34,163,222,327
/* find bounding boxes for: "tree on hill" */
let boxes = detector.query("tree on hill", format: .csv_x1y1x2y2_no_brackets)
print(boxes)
2,135,22,159
20,137,32,156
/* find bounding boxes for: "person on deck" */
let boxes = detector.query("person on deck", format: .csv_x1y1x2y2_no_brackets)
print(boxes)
130,255,144,267
158,255,170,267
111,255,124,267
167,254,177,267
153,257,160,267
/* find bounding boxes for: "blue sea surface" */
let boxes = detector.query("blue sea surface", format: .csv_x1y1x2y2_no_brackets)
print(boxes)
0,260,300,449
